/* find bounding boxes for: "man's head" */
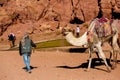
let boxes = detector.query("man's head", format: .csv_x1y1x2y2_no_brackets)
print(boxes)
23,32,29,39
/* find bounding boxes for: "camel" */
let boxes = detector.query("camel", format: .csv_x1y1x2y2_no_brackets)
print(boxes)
63,18,120,72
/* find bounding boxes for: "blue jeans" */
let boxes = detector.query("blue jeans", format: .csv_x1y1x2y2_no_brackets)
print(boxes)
22,53,31,71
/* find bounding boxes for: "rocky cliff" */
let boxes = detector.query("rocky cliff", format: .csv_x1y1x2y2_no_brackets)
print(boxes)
0,0,120,42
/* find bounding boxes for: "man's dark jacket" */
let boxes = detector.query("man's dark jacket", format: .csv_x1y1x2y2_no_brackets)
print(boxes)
19,38,36,56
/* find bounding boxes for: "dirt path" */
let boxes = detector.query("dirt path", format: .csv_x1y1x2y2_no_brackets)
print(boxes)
0,49,120,80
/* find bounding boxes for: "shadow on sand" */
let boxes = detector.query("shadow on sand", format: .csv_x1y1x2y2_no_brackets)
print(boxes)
22,66,38,71
56,58,112,72
68,47,88,53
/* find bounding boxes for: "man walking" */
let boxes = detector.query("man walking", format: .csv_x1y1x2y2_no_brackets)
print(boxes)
19,32,36,73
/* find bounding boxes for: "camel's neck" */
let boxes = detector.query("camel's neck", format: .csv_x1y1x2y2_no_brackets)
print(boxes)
65,20,95,47
65,32,88,46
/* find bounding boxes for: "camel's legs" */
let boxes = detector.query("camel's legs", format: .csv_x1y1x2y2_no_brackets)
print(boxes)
86,47,93,71
96,42,111,72
117,34,120,54
111,34,119,69
114,51,118,67
109,50,113,63
112,50,117,69
113,39,120,68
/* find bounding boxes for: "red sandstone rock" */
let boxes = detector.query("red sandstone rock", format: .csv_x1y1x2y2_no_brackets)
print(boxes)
0,0,120,43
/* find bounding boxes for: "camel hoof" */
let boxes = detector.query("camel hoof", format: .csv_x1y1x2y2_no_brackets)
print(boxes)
84,69,90,72
111,65,115,70
107,67,111,73
107,69,111,73
111,65,117,70
111,67,114,70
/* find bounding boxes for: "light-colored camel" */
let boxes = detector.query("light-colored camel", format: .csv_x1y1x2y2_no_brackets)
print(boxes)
63,19,120,72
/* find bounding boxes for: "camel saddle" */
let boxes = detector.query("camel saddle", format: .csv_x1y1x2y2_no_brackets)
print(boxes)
87,20,114,43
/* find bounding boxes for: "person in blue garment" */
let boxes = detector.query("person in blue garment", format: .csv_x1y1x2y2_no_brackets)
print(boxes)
19,32,36,73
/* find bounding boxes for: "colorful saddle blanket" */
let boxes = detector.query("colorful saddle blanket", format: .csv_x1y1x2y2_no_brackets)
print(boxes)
87,18,113,43
94,22,112,38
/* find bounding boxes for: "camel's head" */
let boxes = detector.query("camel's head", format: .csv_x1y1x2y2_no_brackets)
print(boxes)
62,27,73,36
62,31,71,36
61,24,73,36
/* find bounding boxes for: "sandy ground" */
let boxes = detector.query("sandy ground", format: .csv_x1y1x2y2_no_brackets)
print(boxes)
0,45,120,80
